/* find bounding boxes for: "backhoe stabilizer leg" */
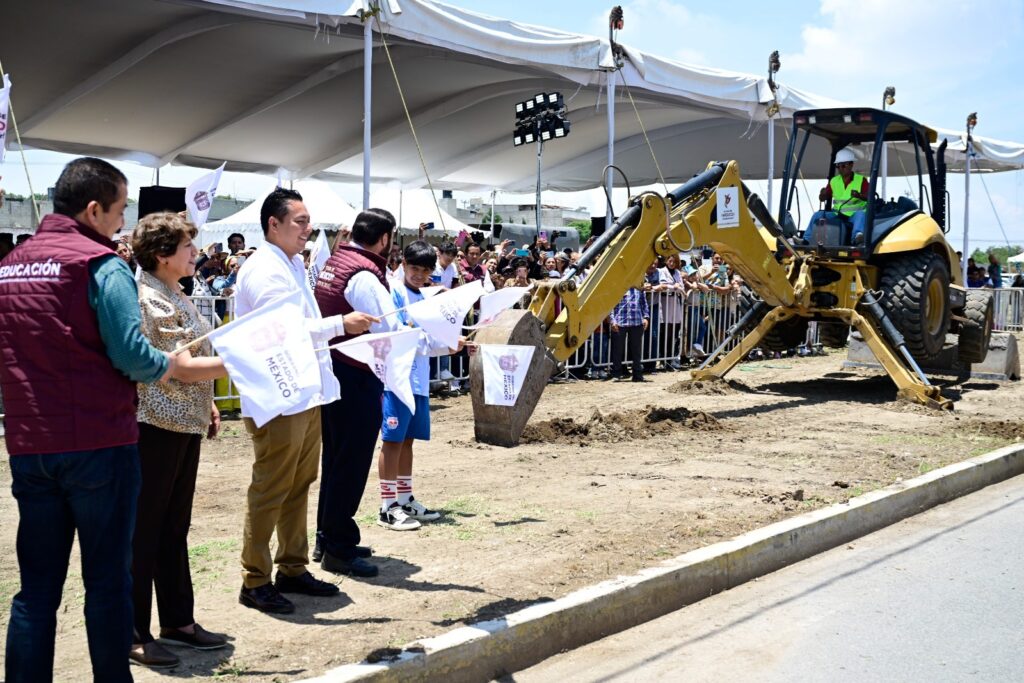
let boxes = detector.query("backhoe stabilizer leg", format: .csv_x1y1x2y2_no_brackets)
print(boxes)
691,306,793,381
848,312,952,410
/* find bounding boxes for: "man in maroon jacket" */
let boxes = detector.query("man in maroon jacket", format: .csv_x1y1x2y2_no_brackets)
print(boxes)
0,158,203,682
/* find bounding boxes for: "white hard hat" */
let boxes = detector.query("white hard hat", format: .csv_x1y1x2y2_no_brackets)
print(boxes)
835,147,856,164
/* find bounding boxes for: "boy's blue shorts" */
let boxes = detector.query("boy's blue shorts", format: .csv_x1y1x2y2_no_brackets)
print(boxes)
381,392,431,442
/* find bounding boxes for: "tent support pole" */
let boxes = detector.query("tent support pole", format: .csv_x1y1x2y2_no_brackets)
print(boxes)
535,139,543,240
606,69,615,227
362,14,372,211
962,136,972,283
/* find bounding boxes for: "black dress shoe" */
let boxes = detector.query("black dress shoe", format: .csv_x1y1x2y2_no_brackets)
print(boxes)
239,583,295,614
321,552,379,577
274,571,340,596
312,542,372,562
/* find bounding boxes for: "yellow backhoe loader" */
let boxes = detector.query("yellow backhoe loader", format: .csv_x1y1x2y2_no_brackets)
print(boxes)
469,108,995,446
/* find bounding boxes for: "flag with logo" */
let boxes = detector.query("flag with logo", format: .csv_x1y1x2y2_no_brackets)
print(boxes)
466,286,530,329
207,290,321,427
418,285,443,298
185,162,226,228
306,229,330,290
330,328,421,413
406,279,483,349
0,74,11,163
480,344,535,406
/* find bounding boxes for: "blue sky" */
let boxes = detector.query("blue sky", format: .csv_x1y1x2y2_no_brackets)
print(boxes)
3,0,1022,250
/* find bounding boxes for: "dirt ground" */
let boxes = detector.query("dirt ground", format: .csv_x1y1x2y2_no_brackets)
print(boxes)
1,348,1022,681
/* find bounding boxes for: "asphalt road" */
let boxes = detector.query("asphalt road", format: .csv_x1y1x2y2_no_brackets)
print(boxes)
510,474,1024,682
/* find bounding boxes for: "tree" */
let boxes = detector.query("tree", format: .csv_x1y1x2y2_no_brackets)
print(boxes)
568,219,592,241
480,209,502,225
970,245,1023,265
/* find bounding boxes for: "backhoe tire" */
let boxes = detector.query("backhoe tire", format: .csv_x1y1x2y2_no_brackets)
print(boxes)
879,251,950,362
761,316,810,352
737,285,809,352
956,290,994,364
817,322,850,348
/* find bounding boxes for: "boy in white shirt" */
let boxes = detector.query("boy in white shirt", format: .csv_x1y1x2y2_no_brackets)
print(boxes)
378,240,466,529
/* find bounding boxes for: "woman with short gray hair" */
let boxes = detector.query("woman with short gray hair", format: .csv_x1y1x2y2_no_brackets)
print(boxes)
128,212,228,668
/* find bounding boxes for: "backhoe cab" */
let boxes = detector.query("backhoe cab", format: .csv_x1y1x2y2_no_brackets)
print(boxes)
766,107,991,366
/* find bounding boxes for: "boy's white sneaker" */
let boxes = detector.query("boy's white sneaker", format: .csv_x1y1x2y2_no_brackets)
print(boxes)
402,497,441,522
378,503,422,531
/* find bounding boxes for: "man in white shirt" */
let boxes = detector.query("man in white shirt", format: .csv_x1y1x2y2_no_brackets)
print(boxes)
235,189,375,614
313,208,398,578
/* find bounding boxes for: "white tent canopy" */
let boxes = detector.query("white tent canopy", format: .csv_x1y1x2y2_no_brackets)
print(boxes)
1007,252,1024,264
3,0,1023,194
201,179,357,248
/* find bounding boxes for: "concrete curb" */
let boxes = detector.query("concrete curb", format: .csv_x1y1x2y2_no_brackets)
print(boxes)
305,443,1024,683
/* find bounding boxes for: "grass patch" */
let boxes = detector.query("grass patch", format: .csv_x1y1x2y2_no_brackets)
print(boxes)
189,539,239,560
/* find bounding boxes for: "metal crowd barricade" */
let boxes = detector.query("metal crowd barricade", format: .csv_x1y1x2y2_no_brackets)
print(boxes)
189,294,242,406
992,287,1024,332
433,285,838,389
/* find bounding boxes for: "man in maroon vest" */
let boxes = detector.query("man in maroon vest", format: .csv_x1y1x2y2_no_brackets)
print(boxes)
0,157,205,683
313,208,397,578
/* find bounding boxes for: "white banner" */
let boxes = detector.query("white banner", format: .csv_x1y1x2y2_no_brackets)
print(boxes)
207,290,321,427
0,74,11,164
481,344,535,406
330,328,421,413
406,279,483,349
185,162,226,228
467,286,530,329
306,229,330,290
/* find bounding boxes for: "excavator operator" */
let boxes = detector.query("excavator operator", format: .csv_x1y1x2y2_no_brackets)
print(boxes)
818,147,868,218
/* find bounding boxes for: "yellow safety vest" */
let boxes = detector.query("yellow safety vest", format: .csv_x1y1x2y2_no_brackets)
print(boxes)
829,173,867,217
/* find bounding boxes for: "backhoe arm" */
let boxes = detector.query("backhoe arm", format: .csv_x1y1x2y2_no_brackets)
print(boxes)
469,161,802,446
527,160,798,362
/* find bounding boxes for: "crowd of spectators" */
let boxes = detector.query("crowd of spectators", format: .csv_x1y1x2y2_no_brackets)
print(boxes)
376,230,748,391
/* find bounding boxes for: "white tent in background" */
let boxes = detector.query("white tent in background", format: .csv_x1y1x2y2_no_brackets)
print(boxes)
1007,252,1024,264
369,188,481,239
201,179,358,249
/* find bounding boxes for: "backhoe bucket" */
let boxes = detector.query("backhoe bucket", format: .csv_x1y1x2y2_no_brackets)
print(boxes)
469,309,558,447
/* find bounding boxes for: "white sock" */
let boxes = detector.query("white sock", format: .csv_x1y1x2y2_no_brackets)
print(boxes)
380,480,397,512
397,476,413,505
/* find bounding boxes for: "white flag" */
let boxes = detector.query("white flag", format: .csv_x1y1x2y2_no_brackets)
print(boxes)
483,266,495,293
418,285,443,299
406,279,483,349
0,74,11,164
207,290,321,427
306,229,329,290
330,328,421,413
185,162,226,228
467,286,531,329
481,344,535,406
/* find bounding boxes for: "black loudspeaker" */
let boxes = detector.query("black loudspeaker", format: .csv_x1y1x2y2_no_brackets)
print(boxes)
137,186,190,293
138,186,186,219
590,216,607,237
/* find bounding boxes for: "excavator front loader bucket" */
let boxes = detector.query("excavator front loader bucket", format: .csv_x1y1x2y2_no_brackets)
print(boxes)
469,309,558,447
